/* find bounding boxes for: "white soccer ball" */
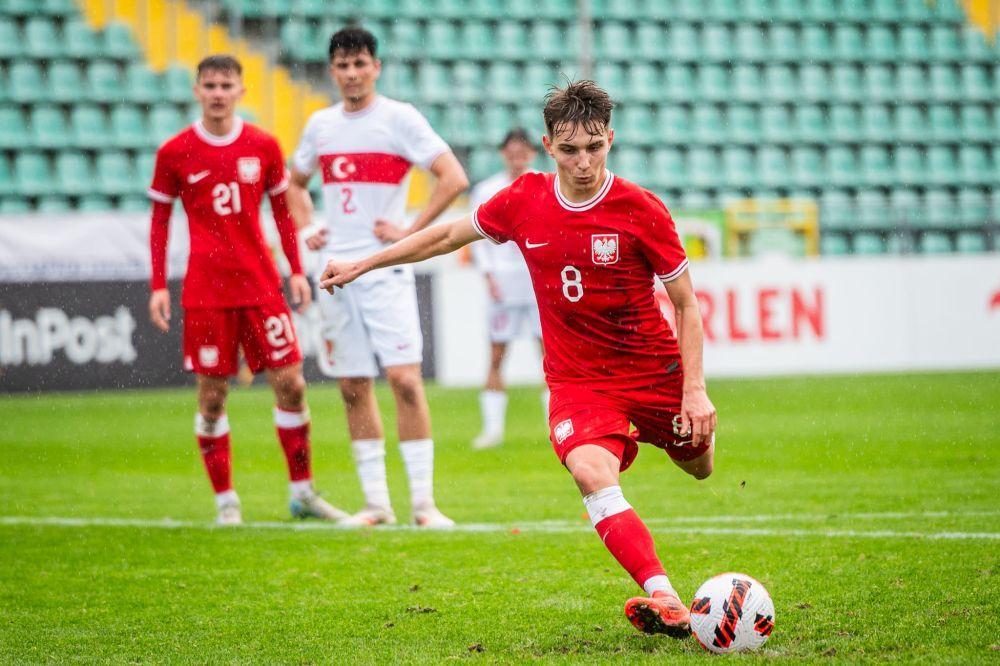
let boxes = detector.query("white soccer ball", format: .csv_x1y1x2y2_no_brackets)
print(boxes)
689,573,775,654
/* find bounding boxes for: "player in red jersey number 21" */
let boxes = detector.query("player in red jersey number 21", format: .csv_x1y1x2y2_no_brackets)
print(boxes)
318,81,717,637
147,55,348,526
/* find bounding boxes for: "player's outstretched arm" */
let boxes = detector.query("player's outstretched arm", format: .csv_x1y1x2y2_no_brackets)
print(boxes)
320,215,480,293
148,200,173,332
664,270,717,446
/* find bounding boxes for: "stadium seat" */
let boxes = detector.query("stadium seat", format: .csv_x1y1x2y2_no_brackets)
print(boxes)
768,25,798,61
829,105,861,142
820,233,850,255
14,152,52,197
95,151,133,196
487,63,521,103
627,63,661,103
827,147,858,187
618,105,654,143
895,105,926,142
0,106,26,149
706,0,739,20
71,105,110,149
698,65,729,102
110,105,149,149
898,25,927,62
799,65,829,102
959,145,991,186
452,62,482,104
594,62,626,101
651,148,686,189
459,21,491,60
702,24,731,63
531,21,568,61
55,151,93,196
468,147,501,181
929,105,960,141
956,188,990,227
930,25,962,61
962,27,993,61
687,147,719,188
801,25,833,62
388,20,421,59
961,64,992,101
919,232,953,254
418,63,451,103
63,19,101,59
8,62,46,103
731,65,763,102
726,105,759,143
889,188,922,226
87,61,125,103
103,21,139,59
658,105,691,143
667,23,699,62
902,0,934,20
723,147,755,188
496,21,529,60
765,65,796,102
636,23,666,61
791,146,823,187
956,232,987,253
24,17,62,59
863,65,894,102
866,25,896,61
839,0,869,20
150,104,185,144
924,188,956,226
760,105,791,142
664,64,697,102
117,194,151,212
424,20,459,60
758,146,788,189
896,65,927,101
693,105,725,144
380,63,416,101
929,64,960,101
279,19,321,63
468,0,502,19
37,195,71,213
856,189,890,229
833,25,863,62
862,104,893,142
794,105,826,142
613,147,647,183
960,105,991,142
831,66,862,102
481,105,512,144
501,0,534,18
0,154,12,196
893,146,924,186
443,104,478,147
124,64,163,104
77,194,114,211
597,21,631,61
733,24,765,61
0,18,19,59
926,146,958,185
48,61,83,103
30,105,69,149
853,233,885,254
741,0,772,21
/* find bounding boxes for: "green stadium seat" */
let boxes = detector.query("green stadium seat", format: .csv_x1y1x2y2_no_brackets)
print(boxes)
706,0,739,20
110,105,148,149
889,188,921,226
388,20,421,59
902,0,934,20
765,65,795,102
933,0,965,21
613,147,647,183
829,105,860,141
54,151,93,196
740,0,771,21
761,105,791,142
618,105,654,143
678,190,713,211
469,147,500,182
487,63,521,103
795,105,826,142
469,0,502,19
496,21,528,61
71,104,109,149
929,64,960,101
14,152,52,196
962,27,992,61
452,62,482,104
961,64,992,101
861,146,892,186
723,147,755,188
895,105,926,142
95,151,133,196
39,0,76,15
862,104,892,142
24,17,62,59
540,0,575,19
380,63,416,100
657,105,691,143
502,0,534,19
927,146,958,185
36,195,70,212
0,18,19,59
48,61,83,103
0,154,11,195
123,64,163,104
687,147,719,188
827,147,858,187
693,105,724,143
290,0,326,17
919,232,952,254
731,65,762,102
959,146,991,186
77,194,113,211
532,21,568,61
923,188,955,227
150,104,185,144
698,65,729,102
799,65,828,102
894,146,924,186
664,65,696,102
726,105,759,143
422,104,442,134
734,24,765,61
594,62,626,101
831,66,862,102
821,233,850,255
0,197,31,213
651,148,686,189
801,25,833,62
30,105,69,149
0,106,26,148
758,146,788,188
8,62,46,103
773,0,803,19
929,105,960,141
702,25,731,62
87,61,124,103
667,23,698,62
872,0,902,20
443,104,478,147
957,188,990,227
627,63,660,103
853,233,885,254
791,146,823,187
930,25,962,61
279,19,321,63
103,21,139,59
164,67,193,104
867,26,896,61
863,65,894,102
425,20,458,60
839,0,869,20
833,25,863,62
481,105,512,145
459,21,491,60
993,146,1000,183
896,64,927,101
118,194,151,212
418,63,451,103
956,232,986,253
636,23,666,61
897,25,927,62
768,25,798,61
597,22,631,61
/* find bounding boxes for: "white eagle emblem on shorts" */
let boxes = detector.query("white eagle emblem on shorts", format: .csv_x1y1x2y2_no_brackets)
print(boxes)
237,157,261,184
592,234,619,265
554,419,574,444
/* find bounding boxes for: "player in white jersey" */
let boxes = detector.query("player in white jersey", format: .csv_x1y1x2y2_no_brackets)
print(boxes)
469,129,547,450
287,27,469,528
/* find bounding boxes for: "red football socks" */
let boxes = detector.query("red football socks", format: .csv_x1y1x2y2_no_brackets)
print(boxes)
275,407,312,482
595,508,668,588
195,414,232,493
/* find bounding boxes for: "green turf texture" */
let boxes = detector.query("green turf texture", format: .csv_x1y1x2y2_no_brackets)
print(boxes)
1,372,998,663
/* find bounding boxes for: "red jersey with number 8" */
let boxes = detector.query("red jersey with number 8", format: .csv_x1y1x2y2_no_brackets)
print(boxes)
472,171,689,390
148,118,291,309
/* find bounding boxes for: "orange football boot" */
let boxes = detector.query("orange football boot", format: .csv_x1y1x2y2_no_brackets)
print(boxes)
624,590,691,638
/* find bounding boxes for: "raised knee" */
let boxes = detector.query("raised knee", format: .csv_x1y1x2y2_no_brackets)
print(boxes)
571,461,610,493
690,461,713,480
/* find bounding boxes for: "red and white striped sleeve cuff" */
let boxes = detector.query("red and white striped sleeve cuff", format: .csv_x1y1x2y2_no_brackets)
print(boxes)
268,170,290,196
471,207,501,245
146,188,174,204
657,258,690,283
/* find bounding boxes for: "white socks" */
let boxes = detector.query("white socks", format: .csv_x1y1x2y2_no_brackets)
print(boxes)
642,574,677,597
351,438,391,509
215,489,239,508
479,390,508,437
582,485,632,527
400,438,435,510
289,480,314,501
195,413,230,438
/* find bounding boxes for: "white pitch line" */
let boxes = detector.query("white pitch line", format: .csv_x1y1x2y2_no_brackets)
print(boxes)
0,515,997,540
644,509,1000,525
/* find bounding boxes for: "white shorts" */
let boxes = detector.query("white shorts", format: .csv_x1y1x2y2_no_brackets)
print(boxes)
488,300,542,344
316,267,423,378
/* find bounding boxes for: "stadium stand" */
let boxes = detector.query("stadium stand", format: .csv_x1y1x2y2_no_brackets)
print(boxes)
0,0,997,255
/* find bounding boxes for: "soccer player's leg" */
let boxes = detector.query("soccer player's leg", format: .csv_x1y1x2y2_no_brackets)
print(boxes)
474,302,512,449
184,308,241,524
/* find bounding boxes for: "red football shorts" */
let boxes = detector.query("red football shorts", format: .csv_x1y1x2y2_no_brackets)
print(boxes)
183,303,302,376
548,375,711,472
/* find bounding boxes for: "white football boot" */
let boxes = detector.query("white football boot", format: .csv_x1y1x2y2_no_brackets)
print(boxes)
412,504,455,529
289,492,351,522
471,431,504,450
216,500,243,526
340,505,397,527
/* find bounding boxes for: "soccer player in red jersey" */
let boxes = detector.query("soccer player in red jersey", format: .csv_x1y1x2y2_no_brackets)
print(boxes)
147,55,348,526
318,81,716,636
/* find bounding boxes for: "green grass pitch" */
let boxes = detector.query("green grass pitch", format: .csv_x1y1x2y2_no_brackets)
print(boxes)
2,371,998,663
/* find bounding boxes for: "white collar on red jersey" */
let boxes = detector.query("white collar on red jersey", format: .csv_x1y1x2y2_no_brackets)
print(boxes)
554,170,615,212
193,116,245,146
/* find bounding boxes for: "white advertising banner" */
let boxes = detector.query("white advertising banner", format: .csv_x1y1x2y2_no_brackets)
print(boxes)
433,254,1000,386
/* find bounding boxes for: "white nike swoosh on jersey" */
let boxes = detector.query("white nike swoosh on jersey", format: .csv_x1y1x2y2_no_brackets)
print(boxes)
525,241,548,249
187,170,211,184
271,347,294,361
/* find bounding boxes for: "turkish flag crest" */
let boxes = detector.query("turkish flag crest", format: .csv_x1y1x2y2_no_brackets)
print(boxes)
591,233,619,265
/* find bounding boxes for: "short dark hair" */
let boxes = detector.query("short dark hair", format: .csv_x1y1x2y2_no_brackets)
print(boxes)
499,127,537,151
196,54,242,79
542,80,614,138
329,26,378,60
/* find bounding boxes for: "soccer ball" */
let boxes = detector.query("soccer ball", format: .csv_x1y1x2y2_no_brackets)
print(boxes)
689,573,774,654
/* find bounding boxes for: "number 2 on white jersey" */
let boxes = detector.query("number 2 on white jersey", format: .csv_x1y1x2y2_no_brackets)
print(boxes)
340,186,356,214
561,266,583,302
212,182,242,216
